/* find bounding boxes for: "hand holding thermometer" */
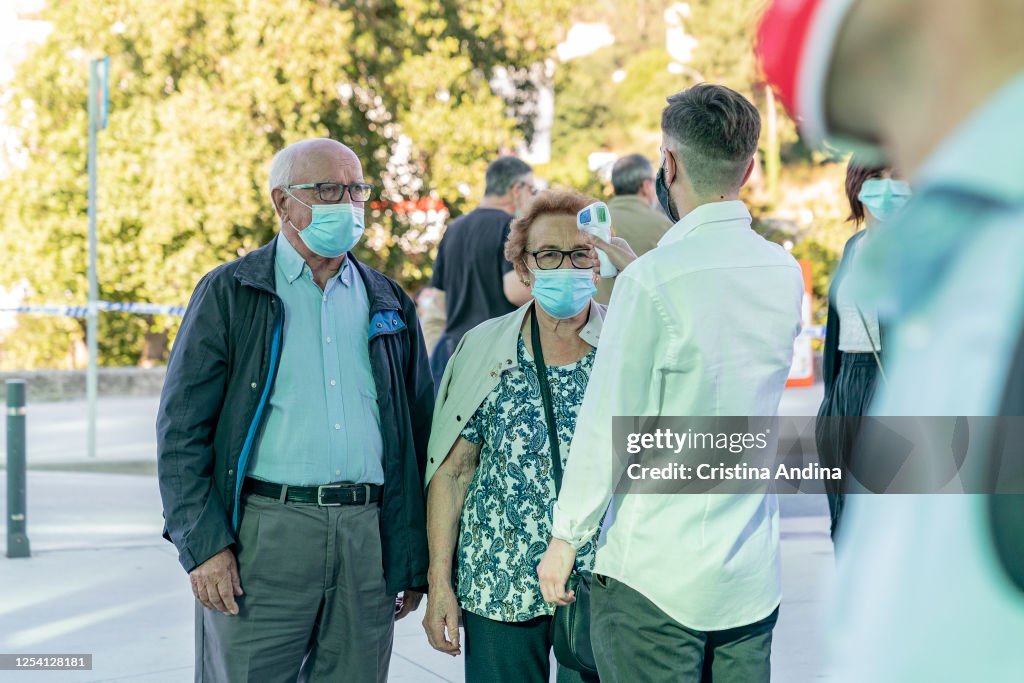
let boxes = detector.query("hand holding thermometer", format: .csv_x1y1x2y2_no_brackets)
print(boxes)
576,202,618,278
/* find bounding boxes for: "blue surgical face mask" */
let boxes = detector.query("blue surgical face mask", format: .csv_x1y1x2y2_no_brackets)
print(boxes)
531,268,596,319
285,191,365,258
858,178,911,223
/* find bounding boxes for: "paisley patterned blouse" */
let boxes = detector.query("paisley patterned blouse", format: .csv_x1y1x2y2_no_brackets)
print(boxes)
457,334,599,622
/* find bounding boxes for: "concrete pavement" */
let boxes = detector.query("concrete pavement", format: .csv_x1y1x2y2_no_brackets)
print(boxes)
1,388,834,682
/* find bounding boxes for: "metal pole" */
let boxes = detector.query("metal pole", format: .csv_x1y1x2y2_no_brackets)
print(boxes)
765,84,780,206
6,379,30,558
87,60,99,458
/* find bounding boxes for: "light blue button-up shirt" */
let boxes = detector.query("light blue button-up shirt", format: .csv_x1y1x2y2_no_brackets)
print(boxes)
828,71,1024,682
249,234,384,486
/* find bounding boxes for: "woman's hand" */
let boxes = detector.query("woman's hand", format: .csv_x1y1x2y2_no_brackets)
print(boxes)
422,583,462,656
537,537,578,606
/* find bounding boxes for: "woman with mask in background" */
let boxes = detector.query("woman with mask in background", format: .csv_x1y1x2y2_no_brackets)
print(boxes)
421,189,604,683
816,157,912,540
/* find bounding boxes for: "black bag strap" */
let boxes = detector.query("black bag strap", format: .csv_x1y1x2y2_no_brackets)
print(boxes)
531,306,564,493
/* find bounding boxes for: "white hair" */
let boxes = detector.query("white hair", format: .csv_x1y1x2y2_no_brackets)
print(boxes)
267,144,299,201
268,138,355,209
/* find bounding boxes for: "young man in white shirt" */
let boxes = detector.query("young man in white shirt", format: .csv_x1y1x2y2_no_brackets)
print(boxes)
537,84,803,682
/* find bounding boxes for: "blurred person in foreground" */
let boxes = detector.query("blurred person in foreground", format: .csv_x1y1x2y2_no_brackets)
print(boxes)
758,0,1024,680
594,154,673,304
426,156,538,389
157,138,433,682
422,190,604,682
537,84,804,682
815,157,911,539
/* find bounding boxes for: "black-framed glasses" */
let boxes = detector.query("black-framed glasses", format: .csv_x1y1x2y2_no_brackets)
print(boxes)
528,249,595,270
285,181,374,203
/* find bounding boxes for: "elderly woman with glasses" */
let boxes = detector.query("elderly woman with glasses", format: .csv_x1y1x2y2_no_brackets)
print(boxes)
421,190,607,683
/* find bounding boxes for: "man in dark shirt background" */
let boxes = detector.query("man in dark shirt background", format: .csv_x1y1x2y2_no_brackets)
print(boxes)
427,156,536,388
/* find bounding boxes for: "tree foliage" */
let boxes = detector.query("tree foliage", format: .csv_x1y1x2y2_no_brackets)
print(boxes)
542,0,845,333
0,0,574,367
1,0,852,369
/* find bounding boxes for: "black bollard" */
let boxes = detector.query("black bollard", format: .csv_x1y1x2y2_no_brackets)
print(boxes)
6,379,30,558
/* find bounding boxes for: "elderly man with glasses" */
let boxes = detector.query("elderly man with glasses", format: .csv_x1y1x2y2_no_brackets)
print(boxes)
157,137,434,682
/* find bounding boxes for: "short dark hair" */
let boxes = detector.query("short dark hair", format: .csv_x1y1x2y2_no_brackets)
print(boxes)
484,156,533,196
611,154,655,196
660,84,761,195
845,155,889,225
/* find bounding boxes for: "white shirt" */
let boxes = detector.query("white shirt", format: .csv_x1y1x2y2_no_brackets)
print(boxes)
828,71,1024,683
551,200,804,631
834,235,882,353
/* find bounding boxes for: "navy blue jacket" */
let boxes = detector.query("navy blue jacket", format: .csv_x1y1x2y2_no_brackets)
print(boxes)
156,238,433,594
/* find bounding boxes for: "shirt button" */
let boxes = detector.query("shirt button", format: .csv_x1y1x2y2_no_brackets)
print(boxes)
330,380,337,386
335,469,341,476
322,296,327,302
334,423,341,430
326,336,332,343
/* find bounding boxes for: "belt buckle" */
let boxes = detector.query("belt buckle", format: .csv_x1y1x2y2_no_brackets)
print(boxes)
317,484,343,507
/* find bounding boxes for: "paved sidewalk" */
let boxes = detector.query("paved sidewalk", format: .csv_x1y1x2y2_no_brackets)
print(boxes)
0,396,161,473
1,387,833,681
0,471,833,682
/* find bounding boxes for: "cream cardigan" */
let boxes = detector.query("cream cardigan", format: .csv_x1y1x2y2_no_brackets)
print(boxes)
424,300,606,488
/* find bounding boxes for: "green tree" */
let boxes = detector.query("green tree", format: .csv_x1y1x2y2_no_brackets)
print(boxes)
0,0,574,369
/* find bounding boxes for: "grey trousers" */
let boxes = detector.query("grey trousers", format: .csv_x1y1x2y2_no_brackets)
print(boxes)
591,574,778,683
195,492,395,683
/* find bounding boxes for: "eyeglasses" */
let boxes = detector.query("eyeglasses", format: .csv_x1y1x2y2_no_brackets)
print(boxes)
285,181,374,203
528,249,595,270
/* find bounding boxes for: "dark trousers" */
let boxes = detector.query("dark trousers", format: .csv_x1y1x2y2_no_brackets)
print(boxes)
195,492,395,683
590,574,778,683
429,331,460,395
462,610,599,683
815,352,880,539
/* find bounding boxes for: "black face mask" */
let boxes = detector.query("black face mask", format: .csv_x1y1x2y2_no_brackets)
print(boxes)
656,165,679,223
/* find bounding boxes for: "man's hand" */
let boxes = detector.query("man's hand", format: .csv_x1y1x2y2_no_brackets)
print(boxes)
586,233,638,274
422,584,462,656
395,589,424,621
537,537,578,606
190,547,243,615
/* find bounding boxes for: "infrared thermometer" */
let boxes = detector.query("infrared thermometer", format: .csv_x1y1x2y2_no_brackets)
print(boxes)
577,202,618,278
